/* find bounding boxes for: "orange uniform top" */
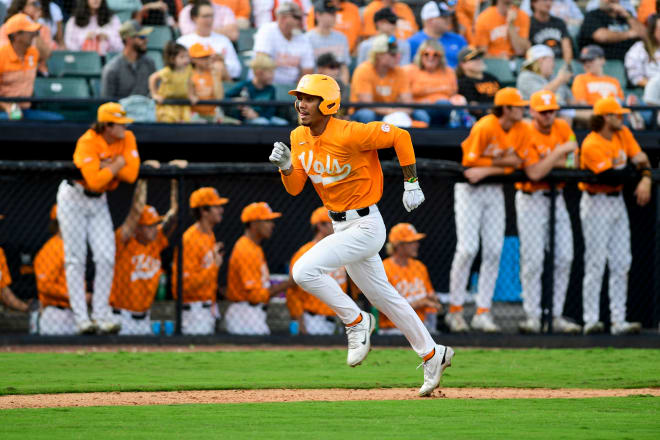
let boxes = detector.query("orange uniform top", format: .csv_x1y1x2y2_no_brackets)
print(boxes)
110,229,169,313
172,224,219,303
0,247,12,290
226,235,271,304
73,129,141,193
361,1,418,40
474,6,530,58
34,235,69,308
381,257,434,328
579,127,641,194
0,44,39,110
306,1,362,53
571,73,623,105
461,114,532,168
191,70,220,116
350,61,411,104
516,118,576,192
455,0,480,44
286,240,346,318
403,64,458,103
213,0,250,19
281,117,416,212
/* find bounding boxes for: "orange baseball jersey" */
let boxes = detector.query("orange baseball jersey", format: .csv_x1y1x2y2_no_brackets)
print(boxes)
110,228,169,312
306,1,362,52
0,247,11,290
191,70,220,116
34,235,69,308
381,257,434,328
226,235,271,304
73,129,141,193
403,64,458,103
286,240,346,318
172,224,220,303
579,126,641,194
461,114,533,168
0,44,39,110
361,1,418,40
281,117,415,212
571,73,624,105
474,6,530,58
350,61,411,104
516,118,576,192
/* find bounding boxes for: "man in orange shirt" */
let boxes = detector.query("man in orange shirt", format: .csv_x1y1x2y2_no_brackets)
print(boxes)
362,0,418,40
56,102,140,334
306,0,361,53
572,45,624,106
226,202,292,335
287,206,347,335
579,97,651,335
474,0,531,58
269,73,452,397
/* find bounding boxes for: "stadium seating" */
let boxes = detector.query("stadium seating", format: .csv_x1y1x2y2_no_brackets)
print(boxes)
33,77,95,121
47,51,102,78
147,26,174,51
483,57,516,86
146,50,165,70
237,28,256,53
113,10,133,23
603,59,627,89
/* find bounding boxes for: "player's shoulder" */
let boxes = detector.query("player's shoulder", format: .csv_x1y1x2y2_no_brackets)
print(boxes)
472,114,497,131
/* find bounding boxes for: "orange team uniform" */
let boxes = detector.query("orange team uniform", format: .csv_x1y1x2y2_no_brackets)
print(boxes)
0,247,12,290
350,61,410,104
361,1,418,40
403,64,457,103
281,117,416,212
226,235,271,304
579,126,641,194
516,118,576,193
474,6,530,58
213,0,251,20
381,257,434,328
571,73,624,105
34,235,69,308
287,241,347,318
461,113,533,168
191,70,219,116
172,224,219,303
306,1,362,52
455,0,481,44
0,44,39,110
110,229,169,313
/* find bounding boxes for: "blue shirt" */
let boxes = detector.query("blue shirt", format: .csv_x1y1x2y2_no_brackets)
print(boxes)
407,31,467,69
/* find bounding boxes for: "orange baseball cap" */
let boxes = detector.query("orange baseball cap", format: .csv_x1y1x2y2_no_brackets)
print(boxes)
189,43,214,58
530,90,560,112
50,204,57,221
241,202,282,223
388,223,426,244
97,102,134,124
494,87,528,107
593,97,630,115
138,205,162,226
310,207,330,225
4,13,41,35
189,187,229,208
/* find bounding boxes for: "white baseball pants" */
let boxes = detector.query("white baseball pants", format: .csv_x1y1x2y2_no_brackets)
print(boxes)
225,302,270,335
292,206,437,357
449,183,505,309
39,306,77,335
303,312,338,335
580,192,631,324
114,309,152,335
516,191,574,319
56,180,116,326
182,301,218,335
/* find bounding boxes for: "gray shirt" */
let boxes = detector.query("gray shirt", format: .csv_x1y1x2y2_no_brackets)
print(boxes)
516,69,572,104
356,35,411,67
304,29,351,65
101,54,156,99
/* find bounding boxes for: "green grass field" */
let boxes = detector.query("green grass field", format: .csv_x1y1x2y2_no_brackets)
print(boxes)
0,347,659,439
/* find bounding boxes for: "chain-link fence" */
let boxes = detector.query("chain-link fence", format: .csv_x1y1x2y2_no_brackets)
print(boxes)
0,160,658,337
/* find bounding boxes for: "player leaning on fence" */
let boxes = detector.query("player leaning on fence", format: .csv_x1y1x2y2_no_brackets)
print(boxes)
269,73,453,397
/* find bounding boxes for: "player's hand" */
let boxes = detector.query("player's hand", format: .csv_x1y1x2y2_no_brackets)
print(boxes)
213,242,225,267
169,159,188,168
464,167,493,184
557,141,578,156
402,180,425,212
270,142,292,170
634,177,652,206
143,160,160,168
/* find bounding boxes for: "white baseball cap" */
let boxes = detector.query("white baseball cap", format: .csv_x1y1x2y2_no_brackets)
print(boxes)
522,44,554,67
421,1,453,21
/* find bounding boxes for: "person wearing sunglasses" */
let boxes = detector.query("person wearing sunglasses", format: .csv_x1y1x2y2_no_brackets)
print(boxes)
408,1,467,69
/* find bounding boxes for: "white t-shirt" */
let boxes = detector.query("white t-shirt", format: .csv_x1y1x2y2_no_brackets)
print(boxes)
252,0,313,29
177,32,242,79
253,22,315,84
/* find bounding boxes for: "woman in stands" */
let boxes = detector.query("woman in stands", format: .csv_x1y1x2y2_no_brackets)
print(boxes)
40,0,64,47
625,13,660,88
65,0,123,56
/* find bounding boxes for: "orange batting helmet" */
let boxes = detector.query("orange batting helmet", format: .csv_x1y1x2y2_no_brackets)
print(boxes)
288,74,341,115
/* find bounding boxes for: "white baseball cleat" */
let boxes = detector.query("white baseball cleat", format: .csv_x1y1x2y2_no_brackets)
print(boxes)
445,312,470,333
346,312,375,367
583,321,604,335
418,345,454,397
611,321,641,335
76,320,97,335
552,316,581,334
471,312,500,332
518,317,541,334
96,320,121,334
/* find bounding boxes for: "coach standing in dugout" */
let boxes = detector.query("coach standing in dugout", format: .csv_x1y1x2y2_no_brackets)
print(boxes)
57,102,140,335
579,97,650,335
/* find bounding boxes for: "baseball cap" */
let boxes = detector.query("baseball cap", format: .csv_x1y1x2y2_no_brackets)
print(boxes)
276,1,303,17
593,97,630,115
241,202,282,223
50,204,57,221
579,44,605,62
189,43,214,58
370,34,398,56
138,205,163,226
421,1,453,21
522,44,554,68
530,90,560,112
388,223,426,244
457,46,484,63
310,207,331,225
314,0,338,14
119,20,153,39
374,7,398,24
189,187,229,208
97,102,134,124
494,87,528,107
4,13,41,35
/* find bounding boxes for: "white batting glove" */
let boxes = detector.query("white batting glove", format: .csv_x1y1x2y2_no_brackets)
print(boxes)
269,142,292,170
402,180,425,212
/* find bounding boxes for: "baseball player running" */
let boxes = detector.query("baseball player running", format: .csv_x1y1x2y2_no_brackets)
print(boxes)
57,102,140,334
269,74,452,397
579,97,650,335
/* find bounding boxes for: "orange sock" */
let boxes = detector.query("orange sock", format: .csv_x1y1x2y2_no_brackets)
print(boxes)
346,313,363,327
423,348,436,362
476,307,490,315
449,305,463,314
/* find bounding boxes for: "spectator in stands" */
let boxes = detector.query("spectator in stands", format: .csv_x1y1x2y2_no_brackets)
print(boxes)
475,0,531,58
362,0,418,40
305,0,361,53
149,41,198,122
225,53,289,124
586,0,636,16
642,70,660,125
100,19,155,98
253,2,315,85
189,42,234,123
0,14,62,120
578,0,645,61
304,0,350,84
176,0,242,80
179,0,238,42
214,0,250,29
572,44,623,104
408,1,467,69
455,0,480,44
315,52,348,117
456,46,501,117
528,0,574,64
521,0,583,37
65,0,123,55
624,13,660,87
357,7,411,66
105,0,178,28
350,34,430,126
0,223,30,313
2,0,54,73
